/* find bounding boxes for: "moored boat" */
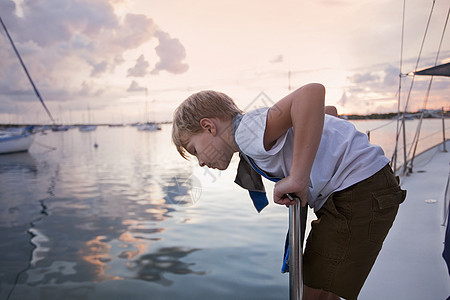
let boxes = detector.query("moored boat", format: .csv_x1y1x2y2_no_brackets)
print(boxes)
137,122,161,131
78,125,97,132
0,127,34,154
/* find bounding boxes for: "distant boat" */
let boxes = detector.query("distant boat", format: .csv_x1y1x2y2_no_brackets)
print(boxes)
51,125,70,131
137,89,160,131
79,104,97,132
78,125,97,132
137,122,161,131
0,126,34,155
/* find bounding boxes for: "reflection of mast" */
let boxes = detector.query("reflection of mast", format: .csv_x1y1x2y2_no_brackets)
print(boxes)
5,163,57,299
79,104,97,132
145,88,149,122
88,103,92,124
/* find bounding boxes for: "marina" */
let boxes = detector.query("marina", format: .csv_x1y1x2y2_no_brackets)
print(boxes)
0,119,448,299
0,0,449,299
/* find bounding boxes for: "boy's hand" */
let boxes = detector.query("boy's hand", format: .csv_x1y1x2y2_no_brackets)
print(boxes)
273,176,308,207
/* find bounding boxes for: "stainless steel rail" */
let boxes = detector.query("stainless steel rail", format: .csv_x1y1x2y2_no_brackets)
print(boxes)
289,198,303,300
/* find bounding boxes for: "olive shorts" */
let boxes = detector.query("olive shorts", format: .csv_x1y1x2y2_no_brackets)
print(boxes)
303,164,406,300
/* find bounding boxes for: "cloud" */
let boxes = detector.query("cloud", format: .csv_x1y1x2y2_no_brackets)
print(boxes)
0,0,188,106
337,64,401,113
151,30,189,75
11,0,119,47
128,55,150,77
91,61,109,77
346,64,401,93
113,14,156,50
270,54,283,63
348,72,379,84
127,80,147,92
337,91,348,107
383,65,399,86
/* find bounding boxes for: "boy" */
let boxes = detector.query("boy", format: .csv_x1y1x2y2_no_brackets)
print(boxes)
172,83,406,300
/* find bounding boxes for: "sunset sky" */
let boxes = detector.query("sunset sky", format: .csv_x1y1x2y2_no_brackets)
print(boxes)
1,0,449,124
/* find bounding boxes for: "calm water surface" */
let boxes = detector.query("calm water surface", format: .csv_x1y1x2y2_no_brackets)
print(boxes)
0,119,447,300
0,124,289,300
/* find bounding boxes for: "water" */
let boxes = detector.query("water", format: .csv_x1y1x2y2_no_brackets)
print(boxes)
0,119,447,300
350,118,448,170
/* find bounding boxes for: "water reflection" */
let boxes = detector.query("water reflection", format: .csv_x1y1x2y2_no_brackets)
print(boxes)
0,127,212,299
131,247,205,286
162,174,202,206
0,155,51,299
0,152,37,175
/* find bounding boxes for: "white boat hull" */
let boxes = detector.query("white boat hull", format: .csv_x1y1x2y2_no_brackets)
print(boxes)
0,133,34,154
137,122,161,131
79,125,97,132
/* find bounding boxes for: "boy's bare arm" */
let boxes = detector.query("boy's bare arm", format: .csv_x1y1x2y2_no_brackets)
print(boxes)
264,83,325,206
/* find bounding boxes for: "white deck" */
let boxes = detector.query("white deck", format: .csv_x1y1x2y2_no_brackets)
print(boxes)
360,140,450,300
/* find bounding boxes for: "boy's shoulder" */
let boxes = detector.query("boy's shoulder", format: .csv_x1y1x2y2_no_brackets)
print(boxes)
234,107,273,156
236,107,269,134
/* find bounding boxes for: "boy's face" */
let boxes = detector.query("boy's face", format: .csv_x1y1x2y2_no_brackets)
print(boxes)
185,129,234,170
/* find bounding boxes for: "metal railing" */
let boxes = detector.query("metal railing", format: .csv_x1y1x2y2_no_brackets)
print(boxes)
443,172,450,227
364,108,448,176
289,199,303,300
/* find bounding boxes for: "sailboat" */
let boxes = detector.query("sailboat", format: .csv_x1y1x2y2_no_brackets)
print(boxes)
358,3,450,299
137,89,161,131
137,122,161,131
288,3,449,299
78,124,97,132
79,104,97,132
0,126,34,154
0,17,56,154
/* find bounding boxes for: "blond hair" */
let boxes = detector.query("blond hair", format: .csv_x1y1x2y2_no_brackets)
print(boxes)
172,90,242,159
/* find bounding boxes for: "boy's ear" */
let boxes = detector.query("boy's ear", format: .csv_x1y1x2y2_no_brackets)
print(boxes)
199,118,217,135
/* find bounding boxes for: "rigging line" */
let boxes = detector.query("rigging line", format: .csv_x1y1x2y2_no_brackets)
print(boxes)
433,4,450,65
0,16,56,124
422,4,449,110
408,4,449,169
393,126,450,159
33,140,57,151
402,0,436,114
393,0,436,169
392,0,407,169
367,119,397,133
407,113,423,159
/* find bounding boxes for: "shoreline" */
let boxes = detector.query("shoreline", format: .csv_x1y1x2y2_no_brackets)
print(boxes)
1,110,449,127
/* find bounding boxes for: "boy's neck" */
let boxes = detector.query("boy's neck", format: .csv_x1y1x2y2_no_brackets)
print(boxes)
214,117,240,153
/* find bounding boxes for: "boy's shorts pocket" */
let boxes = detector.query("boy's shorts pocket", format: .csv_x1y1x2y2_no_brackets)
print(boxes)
306,194,351,261
369,186,406,244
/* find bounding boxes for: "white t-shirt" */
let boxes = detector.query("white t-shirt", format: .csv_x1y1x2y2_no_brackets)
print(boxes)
234,107,389,211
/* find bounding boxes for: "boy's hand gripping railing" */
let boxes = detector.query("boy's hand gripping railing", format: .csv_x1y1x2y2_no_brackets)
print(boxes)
288,194,303,300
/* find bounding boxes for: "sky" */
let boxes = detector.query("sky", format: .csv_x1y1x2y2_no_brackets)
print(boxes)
0,0,449,125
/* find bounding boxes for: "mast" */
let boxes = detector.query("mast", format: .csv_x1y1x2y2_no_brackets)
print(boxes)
0,16,55,124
